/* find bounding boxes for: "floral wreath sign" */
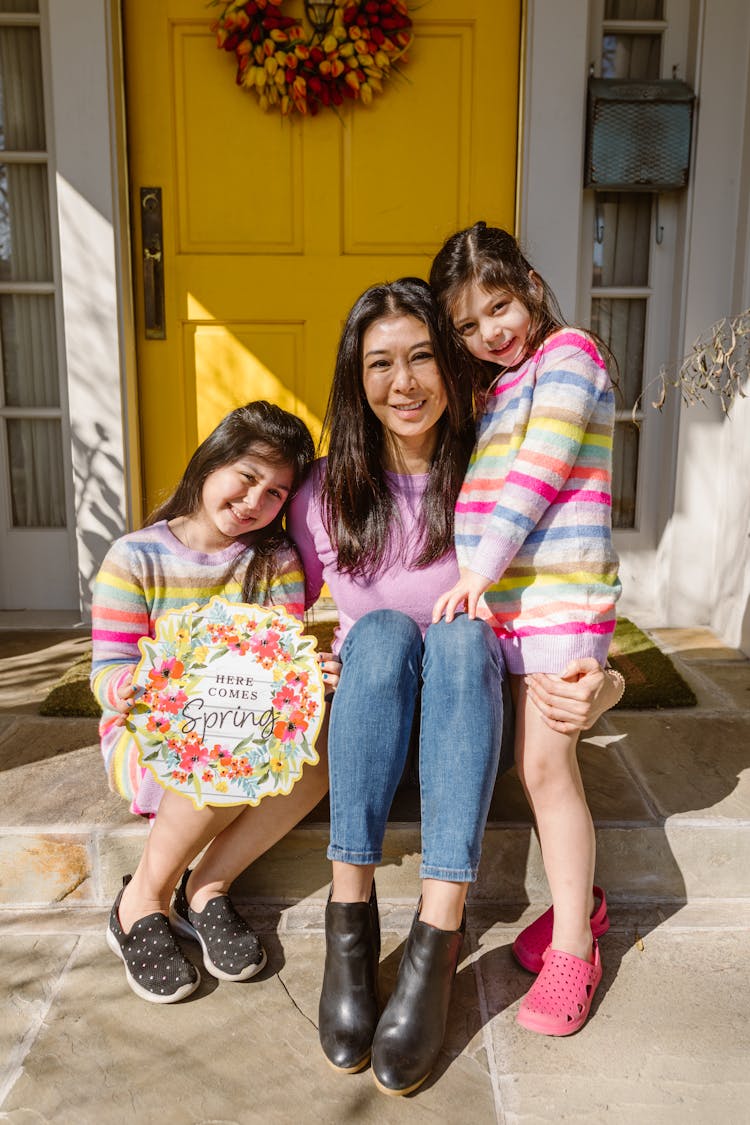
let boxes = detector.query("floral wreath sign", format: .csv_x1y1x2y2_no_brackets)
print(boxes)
211,0,413,117
127,597,324,809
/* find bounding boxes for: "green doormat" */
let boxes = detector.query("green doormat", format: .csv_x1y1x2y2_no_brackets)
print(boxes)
39,648,101,718
37,616,696,717
608,617,697,709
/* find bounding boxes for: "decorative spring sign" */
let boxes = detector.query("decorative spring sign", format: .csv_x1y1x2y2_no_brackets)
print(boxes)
126,597,324,809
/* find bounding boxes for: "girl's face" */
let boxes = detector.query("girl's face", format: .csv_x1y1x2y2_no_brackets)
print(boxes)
452,279,536,369
198,449,294,547
361,314,448,470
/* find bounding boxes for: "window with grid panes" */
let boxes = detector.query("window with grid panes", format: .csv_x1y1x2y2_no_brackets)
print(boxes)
0,0,66,528
591,0,665,528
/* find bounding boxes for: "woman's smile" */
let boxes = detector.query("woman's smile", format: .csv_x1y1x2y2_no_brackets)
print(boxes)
362,314,448,471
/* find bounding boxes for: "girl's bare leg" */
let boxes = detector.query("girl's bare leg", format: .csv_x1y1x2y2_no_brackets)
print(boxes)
189,729,330,909
513,676,595,960
119,711,330,929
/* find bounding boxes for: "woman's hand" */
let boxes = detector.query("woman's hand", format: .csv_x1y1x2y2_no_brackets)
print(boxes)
317,651,341,694
112,669,137,726
525,658,622,733
432,567,492,623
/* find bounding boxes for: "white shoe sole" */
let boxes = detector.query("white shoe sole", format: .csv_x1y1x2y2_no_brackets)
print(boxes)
106,925,201,1004
169,908,267,982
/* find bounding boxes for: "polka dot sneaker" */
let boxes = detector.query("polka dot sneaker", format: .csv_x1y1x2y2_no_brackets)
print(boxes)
170,869,267,982
106,875,201,1004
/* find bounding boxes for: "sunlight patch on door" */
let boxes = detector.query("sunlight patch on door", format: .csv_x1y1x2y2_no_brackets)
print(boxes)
187,296,322,445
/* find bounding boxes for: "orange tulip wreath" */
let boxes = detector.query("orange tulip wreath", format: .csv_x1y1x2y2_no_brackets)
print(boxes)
210,0,413,116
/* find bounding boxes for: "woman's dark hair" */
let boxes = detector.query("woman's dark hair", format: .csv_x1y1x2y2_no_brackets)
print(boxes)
146,400,314,602
430,221,616,395
321,277,475,577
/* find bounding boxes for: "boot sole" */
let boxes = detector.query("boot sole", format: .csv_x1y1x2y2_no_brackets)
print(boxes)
372,1070,430,1097
324,1051,371,1075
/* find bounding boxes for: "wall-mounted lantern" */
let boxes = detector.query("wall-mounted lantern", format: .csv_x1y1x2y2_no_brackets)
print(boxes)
585,78,696,191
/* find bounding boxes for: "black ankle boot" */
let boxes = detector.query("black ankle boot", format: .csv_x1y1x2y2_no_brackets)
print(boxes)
318,883,380,1073
371,906,465,1096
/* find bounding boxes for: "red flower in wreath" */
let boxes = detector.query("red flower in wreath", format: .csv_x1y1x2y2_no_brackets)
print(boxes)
211,0,413,117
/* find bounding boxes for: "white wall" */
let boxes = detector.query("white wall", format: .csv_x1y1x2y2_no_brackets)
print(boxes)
662,0,750,652
519,0,589,321
46,0,131,619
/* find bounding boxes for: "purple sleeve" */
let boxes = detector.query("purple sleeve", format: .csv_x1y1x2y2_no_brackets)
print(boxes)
287,472,325,610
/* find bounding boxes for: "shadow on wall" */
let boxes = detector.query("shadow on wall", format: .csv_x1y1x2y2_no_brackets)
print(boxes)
57,177,126,618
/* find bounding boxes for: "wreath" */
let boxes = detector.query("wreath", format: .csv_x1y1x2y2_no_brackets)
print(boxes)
210,0,413,117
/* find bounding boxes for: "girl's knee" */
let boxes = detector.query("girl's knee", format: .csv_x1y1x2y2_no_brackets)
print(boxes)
518,751,577,804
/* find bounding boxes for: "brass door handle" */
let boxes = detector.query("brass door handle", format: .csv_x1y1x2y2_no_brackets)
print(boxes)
140,187,165,339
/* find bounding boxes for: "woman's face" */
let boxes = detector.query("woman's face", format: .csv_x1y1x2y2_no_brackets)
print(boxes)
361,314,448,470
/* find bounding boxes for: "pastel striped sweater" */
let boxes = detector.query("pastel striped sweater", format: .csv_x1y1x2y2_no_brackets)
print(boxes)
455,328,621,674
90,521,305,815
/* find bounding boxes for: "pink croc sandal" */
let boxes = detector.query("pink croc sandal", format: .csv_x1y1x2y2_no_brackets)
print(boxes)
512,885,609,974
516,941,602,1036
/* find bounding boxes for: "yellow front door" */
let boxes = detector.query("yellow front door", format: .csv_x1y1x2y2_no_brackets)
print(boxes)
123,0,522,514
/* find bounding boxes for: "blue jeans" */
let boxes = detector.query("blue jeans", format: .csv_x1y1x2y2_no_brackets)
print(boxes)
327,609,509,882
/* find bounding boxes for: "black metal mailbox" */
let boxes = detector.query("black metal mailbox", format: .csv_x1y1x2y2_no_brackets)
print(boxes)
585,78,695,191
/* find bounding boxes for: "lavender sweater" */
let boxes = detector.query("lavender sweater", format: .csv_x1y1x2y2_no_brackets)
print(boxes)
287,460,460,653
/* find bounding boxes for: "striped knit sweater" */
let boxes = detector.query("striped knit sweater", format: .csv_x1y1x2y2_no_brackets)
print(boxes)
90,520,305,815
455,328,621,674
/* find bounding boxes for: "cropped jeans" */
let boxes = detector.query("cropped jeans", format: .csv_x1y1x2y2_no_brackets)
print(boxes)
327,609,509,883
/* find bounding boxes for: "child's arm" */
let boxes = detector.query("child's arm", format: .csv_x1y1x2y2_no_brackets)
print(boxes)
265,539,341,692
286,477,326,611
90,540,149,713
432,566,492,622
471,334,612,583
435,334,613,621
262,541,307,619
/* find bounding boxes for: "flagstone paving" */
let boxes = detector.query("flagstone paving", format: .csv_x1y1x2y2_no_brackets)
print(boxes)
0,625,749,1122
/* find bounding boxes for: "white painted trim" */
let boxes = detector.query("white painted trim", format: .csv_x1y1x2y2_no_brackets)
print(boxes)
519,0,590,322
45,0,131,620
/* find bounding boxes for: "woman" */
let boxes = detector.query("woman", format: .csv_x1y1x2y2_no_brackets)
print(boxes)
288,278,620,1095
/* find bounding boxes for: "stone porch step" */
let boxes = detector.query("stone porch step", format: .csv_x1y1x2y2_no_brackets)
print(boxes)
0,629,748,914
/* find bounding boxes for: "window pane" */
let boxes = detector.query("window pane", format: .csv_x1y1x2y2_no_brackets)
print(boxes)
6,417,66,527
602,33,661,79
604,1,663,18
0,163,52,280
593,193,651,287
0,27,45,150
611,421,639,529
1,294,59,406
591,298,646,411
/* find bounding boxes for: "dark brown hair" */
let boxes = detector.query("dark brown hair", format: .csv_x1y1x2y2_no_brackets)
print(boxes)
430,222,564,395
147,400,314,602
430,221,616,396
320,277,475,577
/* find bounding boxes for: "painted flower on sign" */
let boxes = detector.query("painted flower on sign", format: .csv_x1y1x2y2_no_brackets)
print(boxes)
128,598,324,809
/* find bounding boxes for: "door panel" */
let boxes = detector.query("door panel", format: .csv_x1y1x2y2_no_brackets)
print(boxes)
124,0,521,511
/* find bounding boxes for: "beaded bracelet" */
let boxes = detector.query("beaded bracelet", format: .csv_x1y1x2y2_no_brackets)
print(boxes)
605,664,626,706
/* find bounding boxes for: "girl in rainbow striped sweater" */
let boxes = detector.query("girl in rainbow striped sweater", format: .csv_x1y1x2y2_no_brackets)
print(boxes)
91,401,338,1003
430,223,622,1037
